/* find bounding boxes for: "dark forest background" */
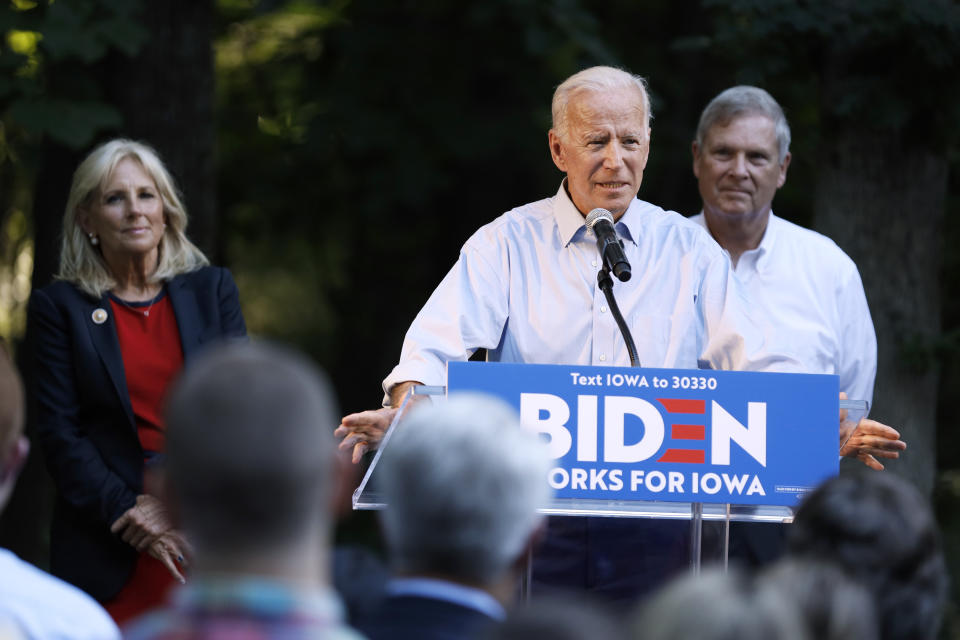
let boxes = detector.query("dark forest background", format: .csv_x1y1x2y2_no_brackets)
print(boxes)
0,0,958,632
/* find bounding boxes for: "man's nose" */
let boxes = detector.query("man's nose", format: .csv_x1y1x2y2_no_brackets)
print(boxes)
602,143,623,169
730,153,748,177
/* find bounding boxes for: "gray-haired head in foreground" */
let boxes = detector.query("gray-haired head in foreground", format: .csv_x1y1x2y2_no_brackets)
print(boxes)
696,86,791,163
377,393,552,584
552,65,652,143
758,558,879,640
630,568,808,640
164,341,339,554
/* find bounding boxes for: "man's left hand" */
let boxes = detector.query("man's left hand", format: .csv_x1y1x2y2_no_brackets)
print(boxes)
839,418,906,471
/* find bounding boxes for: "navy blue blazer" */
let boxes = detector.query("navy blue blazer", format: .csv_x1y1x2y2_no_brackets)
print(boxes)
28,266,247,601
358,594,500,640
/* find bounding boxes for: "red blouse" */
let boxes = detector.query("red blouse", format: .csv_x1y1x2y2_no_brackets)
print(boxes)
104,290,183,624
108,291,183,455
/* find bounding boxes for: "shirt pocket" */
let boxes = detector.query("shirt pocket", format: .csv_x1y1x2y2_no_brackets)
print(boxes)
627,313,700,369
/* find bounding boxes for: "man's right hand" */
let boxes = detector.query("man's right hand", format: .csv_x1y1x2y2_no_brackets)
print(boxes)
334,407,398,464
335,381,424,464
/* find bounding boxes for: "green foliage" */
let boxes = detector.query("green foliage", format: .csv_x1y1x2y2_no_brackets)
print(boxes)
701,0,960,147
0,0,148,147
0,0,150,343
9,98,120,148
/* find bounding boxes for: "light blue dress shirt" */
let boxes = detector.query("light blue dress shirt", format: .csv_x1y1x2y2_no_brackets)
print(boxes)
0,548,120,640
384,183,802,397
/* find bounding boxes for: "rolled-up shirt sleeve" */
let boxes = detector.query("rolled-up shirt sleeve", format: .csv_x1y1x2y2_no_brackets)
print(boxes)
382,240,509,403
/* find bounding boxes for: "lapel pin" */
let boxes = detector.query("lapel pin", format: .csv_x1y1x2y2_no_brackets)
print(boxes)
91,308,108,325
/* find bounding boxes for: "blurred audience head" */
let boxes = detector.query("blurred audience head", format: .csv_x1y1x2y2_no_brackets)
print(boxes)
0,347,28,511
758,558,878,640
164,341,340,561
482,594,621,640
377,392,552,588
629,568,807,640
788,471,948,640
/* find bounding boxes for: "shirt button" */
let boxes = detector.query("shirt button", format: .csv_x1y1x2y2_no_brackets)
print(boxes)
600,305,607,313
591,260,598,267
599,354,607,362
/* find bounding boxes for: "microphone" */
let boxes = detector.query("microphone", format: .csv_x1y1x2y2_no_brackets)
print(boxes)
585,208,631,282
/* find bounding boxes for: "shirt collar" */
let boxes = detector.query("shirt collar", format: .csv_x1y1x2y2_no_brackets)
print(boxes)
694,210,779,273
387,577,506,620
554,180,641,247
172,576,348,623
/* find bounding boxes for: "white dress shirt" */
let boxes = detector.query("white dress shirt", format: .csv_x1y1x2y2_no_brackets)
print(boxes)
384,183,802,398
0,548,120,640
690,212,876,406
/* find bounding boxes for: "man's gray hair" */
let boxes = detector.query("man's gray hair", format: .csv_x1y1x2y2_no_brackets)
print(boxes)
631,568,807,640
377,393,552,584
164,342,339,554
695,86,791,163
551,66,652,142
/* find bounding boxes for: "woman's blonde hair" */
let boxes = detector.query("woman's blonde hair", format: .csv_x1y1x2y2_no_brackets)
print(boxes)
57,138,209,298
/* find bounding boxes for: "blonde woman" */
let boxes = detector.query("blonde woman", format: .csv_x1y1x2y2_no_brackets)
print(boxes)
28,139,246,624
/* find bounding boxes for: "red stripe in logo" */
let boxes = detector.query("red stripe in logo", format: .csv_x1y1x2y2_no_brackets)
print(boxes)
658,449,705,464
671,424,705,440
657,398,706,414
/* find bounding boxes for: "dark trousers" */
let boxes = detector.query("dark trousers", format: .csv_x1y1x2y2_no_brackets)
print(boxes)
530,516,691,607
530,516,787,607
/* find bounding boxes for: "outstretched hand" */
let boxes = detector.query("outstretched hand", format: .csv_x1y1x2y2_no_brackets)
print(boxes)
334,407,398,464
147,529,192,584
839,418,906,470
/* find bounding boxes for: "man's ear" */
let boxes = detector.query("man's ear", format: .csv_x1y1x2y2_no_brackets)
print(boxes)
0,436,29,510
777,151,792,189
691,141,702,179
548,130,567,172
0,435,29,484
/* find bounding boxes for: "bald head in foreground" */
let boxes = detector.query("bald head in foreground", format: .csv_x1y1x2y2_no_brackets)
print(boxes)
124,342,364,639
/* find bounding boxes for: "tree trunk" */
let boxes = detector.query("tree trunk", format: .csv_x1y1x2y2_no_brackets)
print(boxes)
814,132,947,495
103,0,218,260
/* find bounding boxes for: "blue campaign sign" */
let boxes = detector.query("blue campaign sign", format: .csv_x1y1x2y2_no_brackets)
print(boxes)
446,361,839,506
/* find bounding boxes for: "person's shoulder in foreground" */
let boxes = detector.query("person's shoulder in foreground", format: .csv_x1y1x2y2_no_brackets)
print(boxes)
0,547,120,640
122,578,364,640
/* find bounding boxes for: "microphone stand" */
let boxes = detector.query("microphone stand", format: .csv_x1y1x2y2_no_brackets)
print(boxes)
597,265,641,368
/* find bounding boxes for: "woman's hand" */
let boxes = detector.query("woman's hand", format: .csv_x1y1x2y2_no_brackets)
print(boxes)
110,494,173,552
147,530,192,584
